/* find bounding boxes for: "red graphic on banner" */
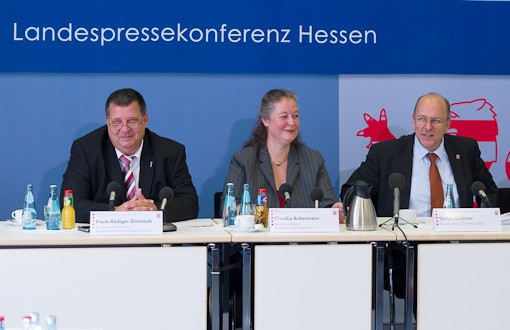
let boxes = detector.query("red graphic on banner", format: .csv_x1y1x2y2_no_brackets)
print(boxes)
356,108,395,148
449,99,498,169
357,98,510,180
506,152,510,180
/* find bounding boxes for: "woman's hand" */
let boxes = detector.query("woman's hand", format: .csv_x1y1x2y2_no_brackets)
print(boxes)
332,202,347,224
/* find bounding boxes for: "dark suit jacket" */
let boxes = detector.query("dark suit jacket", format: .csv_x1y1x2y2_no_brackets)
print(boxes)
61,126,199,223
341,134,498,217
222,144,337,209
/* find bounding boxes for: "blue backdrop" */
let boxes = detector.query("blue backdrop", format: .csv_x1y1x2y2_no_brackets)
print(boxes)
2,1,510,74
1,0,509,219
0,74,339,218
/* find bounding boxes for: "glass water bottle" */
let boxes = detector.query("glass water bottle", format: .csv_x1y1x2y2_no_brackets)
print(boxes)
22,184,37,230
239,183,253,215
443,183,456,208
222,183,236,227
46,185,62,230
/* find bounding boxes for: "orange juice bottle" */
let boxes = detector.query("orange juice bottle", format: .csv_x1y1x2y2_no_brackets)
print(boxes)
255,188,268,228
62,190,76,229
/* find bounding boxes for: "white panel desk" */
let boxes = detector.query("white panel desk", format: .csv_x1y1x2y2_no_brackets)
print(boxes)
229,223,397,330
394,219,510,330
0,220,230,330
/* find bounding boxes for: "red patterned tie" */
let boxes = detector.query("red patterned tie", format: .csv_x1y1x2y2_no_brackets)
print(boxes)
120,155,136,200
427,153,444,215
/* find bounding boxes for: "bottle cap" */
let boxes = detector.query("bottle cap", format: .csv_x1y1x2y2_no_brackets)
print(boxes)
64,190,73,194
46,315,57,325
258,189,267,193
0,316,4,322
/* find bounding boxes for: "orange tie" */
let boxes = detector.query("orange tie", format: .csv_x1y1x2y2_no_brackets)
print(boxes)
427,153,444,214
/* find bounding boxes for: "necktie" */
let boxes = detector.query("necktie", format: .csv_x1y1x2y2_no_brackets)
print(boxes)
119,155,136,200
427,153,444,214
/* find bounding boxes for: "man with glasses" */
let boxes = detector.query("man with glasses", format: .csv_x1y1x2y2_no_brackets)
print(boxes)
61,88,199,223
341,92,497,217
340,92,498,306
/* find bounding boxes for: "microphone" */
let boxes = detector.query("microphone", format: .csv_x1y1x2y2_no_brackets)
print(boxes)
159,186,175,211
159,187,177,232
279,183,292,208
310,187,324,208
107,182,122,211
471,181,492,208
388,173,405,227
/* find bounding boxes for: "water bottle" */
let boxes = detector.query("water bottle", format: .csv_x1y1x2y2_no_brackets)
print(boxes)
46,185,62,230
21,315,31,330
443,183,456,208
45,315,57,330
0,315,5,330
22,184,38,230
239,183,253,215
29,312,42,330
222,183,236,227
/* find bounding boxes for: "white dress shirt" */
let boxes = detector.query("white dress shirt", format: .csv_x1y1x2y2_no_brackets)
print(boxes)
409,136,460,217
115,140,143,191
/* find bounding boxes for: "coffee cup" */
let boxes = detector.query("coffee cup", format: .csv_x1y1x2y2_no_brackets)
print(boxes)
11,209,23,224
235,214,255,229
398,209,417,223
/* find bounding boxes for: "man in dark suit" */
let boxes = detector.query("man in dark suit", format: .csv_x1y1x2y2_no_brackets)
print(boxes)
340,92,498,304
341,92,498,216
61,88,198,223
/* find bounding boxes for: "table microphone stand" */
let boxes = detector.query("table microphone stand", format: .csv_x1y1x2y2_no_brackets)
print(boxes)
379,213,417,230
380,186,417,230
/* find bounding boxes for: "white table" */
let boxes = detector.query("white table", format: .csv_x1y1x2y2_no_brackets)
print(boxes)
394,219,510,330
228,223,397,330
0,220,230,330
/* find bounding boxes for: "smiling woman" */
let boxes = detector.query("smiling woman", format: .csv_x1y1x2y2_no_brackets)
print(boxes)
220,89,345,223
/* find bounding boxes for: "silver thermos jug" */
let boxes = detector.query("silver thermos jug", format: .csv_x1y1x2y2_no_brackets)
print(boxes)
343,180,377,231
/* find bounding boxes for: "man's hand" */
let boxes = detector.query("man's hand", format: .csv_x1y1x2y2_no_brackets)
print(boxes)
115,188,158,211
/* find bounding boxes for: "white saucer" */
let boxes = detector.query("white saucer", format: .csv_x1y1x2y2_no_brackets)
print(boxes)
6,219,44,227
226,224,264,233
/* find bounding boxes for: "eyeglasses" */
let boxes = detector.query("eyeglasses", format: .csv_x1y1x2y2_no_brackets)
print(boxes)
413,115,447,126
108,117,144,129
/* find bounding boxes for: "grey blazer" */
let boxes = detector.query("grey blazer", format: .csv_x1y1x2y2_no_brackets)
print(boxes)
221,144,337,209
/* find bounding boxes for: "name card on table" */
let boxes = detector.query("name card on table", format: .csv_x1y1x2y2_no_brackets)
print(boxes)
269,208,339,233
90,211,163,236
432,208,502,232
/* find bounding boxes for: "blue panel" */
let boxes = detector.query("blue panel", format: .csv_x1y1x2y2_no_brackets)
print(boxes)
1,1,509,74
0,74,338,219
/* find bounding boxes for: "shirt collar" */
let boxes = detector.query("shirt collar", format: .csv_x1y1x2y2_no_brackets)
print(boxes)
115,140,144,161
413,135,447,161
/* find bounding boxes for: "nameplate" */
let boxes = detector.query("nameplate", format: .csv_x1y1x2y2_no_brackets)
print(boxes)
432,208,502,232
90,211,163,236
268,208,339,233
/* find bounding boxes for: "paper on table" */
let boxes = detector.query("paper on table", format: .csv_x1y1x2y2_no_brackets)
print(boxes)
174,218,220,228
501,212,510,225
